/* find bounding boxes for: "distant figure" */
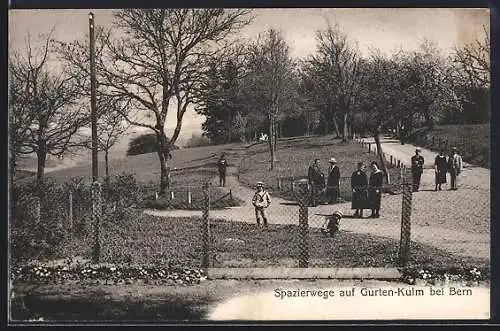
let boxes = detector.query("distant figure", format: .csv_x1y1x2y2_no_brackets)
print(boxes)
368,161,384,218
308,158,325,207
252,181,271,227
321,210,343,238
217,153,228,187
259,132,268,143
326,157,340,204
448,147,463,190
434,150,448,191
351,162,368,218
411,148,425,192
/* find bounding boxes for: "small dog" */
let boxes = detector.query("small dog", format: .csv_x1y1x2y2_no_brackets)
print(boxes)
321,210,343,237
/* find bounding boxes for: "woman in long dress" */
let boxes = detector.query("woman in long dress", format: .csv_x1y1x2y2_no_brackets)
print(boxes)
434,150,448,191
351,162,368,218
368,161,384,218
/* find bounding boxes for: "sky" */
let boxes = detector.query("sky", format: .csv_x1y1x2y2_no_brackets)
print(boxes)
9,8,489,159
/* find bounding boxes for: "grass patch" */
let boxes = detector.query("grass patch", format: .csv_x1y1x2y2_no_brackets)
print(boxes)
239,136,404,202
408,124,490,168
19,208,487,271
211,219,489,270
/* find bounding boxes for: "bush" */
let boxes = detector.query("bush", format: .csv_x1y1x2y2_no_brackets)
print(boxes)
105,173,143,207
10,178,74,264
184,134,213,148
127,133,179,156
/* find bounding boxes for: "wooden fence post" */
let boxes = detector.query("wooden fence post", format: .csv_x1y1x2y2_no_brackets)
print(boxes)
34,197,41,225
201,183,211,268
298,204,309,268
91,181,102,264
399,172,412,267
68,191,73,234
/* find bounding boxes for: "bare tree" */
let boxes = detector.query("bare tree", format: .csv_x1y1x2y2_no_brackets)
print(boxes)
454,25,490,89
56,9,252,195
308,23,364,142
243,29,296,170
9,33,88,191
94,96,130,187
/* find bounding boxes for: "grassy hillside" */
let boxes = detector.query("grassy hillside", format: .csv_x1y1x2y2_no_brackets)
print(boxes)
409,124,490,168
45,143,240,184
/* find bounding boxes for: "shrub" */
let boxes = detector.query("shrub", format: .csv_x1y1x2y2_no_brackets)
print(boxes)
105,173,143,207
10,179,72,264
184,134,213,148
127,133,179,156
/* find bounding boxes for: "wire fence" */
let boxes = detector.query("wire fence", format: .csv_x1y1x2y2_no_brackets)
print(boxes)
10,163,489,272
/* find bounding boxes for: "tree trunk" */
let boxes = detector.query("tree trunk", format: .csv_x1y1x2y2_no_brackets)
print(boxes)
424,112,434,129
332,114,341,138
269,114,275,170
342,112,349,142
104,150,110,197
9,146,16,188
36,140,47,197
374,130,390,184
157,133,170,196
273,119,278,151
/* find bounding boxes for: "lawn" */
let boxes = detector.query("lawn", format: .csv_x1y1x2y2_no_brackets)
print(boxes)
238,135,405,202
22,207,487,270
408,124,490,168
13,143,244,211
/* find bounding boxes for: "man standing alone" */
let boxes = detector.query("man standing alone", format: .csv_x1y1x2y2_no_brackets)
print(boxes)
411,148,425,192
217,153,228,187
448,147,463,190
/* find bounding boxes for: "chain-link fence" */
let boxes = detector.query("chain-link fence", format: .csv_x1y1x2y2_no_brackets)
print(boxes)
11,160,489,273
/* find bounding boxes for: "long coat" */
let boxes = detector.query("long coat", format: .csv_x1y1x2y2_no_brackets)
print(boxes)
351,170,368,209
368,170,384,210
327,165,340,195
308,164,325,188
434,154,447,184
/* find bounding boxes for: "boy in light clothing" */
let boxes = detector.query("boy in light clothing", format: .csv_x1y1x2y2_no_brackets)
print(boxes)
252,181,271,226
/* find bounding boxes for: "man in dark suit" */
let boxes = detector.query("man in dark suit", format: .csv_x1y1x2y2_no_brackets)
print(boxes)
326,157,340,204
411,148,424,192
308,158,325,207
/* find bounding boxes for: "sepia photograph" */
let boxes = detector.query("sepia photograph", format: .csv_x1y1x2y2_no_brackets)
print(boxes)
8,7,491,323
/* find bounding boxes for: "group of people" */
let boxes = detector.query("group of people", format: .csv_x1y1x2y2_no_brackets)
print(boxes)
307,158,340,206
411,147,464,192
308,158,384,218
223,144,465,228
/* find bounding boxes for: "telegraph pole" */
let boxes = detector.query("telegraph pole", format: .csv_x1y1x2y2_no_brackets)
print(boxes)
89,12,98,182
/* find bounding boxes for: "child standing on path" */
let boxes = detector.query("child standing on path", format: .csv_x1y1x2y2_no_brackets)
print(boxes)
252,181,271,226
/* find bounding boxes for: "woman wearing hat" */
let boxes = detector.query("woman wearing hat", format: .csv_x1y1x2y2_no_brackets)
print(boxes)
326,157,340,204
434,150,448,191
411,148,425,192
351,162,368,218
252,181,271,226
368,161,384,218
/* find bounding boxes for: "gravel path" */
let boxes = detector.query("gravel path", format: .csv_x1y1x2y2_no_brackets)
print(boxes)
145,141,490,260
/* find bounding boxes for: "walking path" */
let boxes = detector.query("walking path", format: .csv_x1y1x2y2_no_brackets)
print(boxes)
145,141,490,260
